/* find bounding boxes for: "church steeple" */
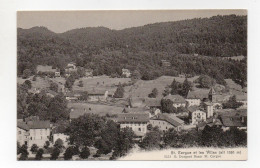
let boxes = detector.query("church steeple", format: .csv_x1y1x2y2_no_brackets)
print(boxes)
208,87,216,102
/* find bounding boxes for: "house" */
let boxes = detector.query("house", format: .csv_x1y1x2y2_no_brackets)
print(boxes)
203,102,214,118
188,106,207,125
85,69,93,77
207,87,231,109
144,98,161,116
150,113,184,132
163,94,186,108
236,94,247,109
65,62,77,73
122,69,131,78
218,109,247,131
52,123,69,147
36,65,60,77
117,113,150,138
185,91,202,107
161,60,171,67
197,115,222,131
87,89,108,102
17,120,51,147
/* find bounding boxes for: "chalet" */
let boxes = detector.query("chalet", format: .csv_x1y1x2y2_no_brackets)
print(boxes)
185,91,202,107
117,113,150,138
163,94,186,108
150,113,184,132
17,120,51,147
85,69,93,77
122,69,131,78
87,90,108,102
188,106,207,125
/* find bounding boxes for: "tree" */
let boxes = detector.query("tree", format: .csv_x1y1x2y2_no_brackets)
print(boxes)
77,67,86,78
54,138,64,150
114,83,124,98
139,129,162,150
131,70,141,80
47,93,69,122
17,142,21,155
201,125,224,147
44,141,50,149
161,99,176,113
95,120,119,155
50,147,60,160
22,69,32,79
148,88,158,98
50,82,59,92
223,95,243,109
35,148,44,160
23,80,32,90
78,80,83,87
181,78,192,97
68,114,106,147
197,75,216,88
162,87,170,97
30,144,39,153
79,146,90,159
163,128,183,148
112,127,135,159
170,79,179,95
19,144,29,160
79,91,88,101
147,124,153,131
63,146,75,160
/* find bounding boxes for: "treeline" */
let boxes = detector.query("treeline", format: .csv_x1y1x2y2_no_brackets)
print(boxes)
17,83,69,122
17,15,247,87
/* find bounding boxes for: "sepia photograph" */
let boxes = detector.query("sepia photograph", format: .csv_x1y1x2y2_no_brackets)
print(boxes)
16,10,247,161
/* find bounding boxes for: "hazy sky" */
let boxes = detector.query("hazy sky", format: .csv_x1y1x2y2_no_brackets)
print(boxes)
17,10,247,33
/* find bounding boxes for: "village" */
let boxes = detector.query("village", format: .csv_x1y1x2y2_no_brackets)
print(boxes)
17,61,247,160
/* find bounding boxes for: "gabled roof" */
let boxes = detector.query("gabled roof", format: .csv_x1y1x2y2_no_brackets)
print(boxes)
18,120,51,130
150,114,184,127
187,106,201,112
209,87,216,95
117,113,150,123
144,98,161,107
163,94,186,103
220,116,246,127
186,91,206,99
17,122,30,131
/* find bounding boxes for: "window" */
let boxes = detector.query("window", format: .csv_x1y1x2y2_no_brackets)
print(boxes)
138,128,141,131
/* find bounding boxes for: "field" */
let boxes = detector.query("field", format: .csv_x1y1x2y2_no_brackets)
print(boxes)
68,102,124,118
124,76,199,99
17,76,50,90
72,75,131,94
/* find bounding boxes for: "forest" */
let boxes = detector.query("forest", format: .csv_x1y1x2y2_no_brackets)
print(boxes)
17,15,247,87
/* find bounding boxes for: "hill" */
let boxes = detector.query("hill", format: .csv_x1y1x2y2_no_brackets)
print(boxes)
17,14,247,87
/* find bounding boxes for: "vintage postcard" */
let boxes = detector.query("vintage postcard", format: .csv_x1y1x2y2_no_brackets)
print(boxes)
17,10,247,161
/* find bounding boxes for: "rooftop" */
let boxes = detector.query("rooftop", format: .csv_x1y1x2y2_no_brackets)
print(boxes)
18,120,51,130
117,113,150,123
163,94,186,103
36,65,57,73
144,98,161,107
150,113,184,127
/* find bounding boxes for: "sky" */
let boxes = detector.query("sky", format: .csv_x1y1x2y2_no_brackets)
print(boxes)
17,10,247,33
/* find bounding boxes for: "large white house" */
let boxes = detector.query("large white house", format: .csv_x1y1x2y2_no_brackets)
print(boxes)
17,120,51,147
117,113,150,138
163,94,186,108
150,113,184,132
